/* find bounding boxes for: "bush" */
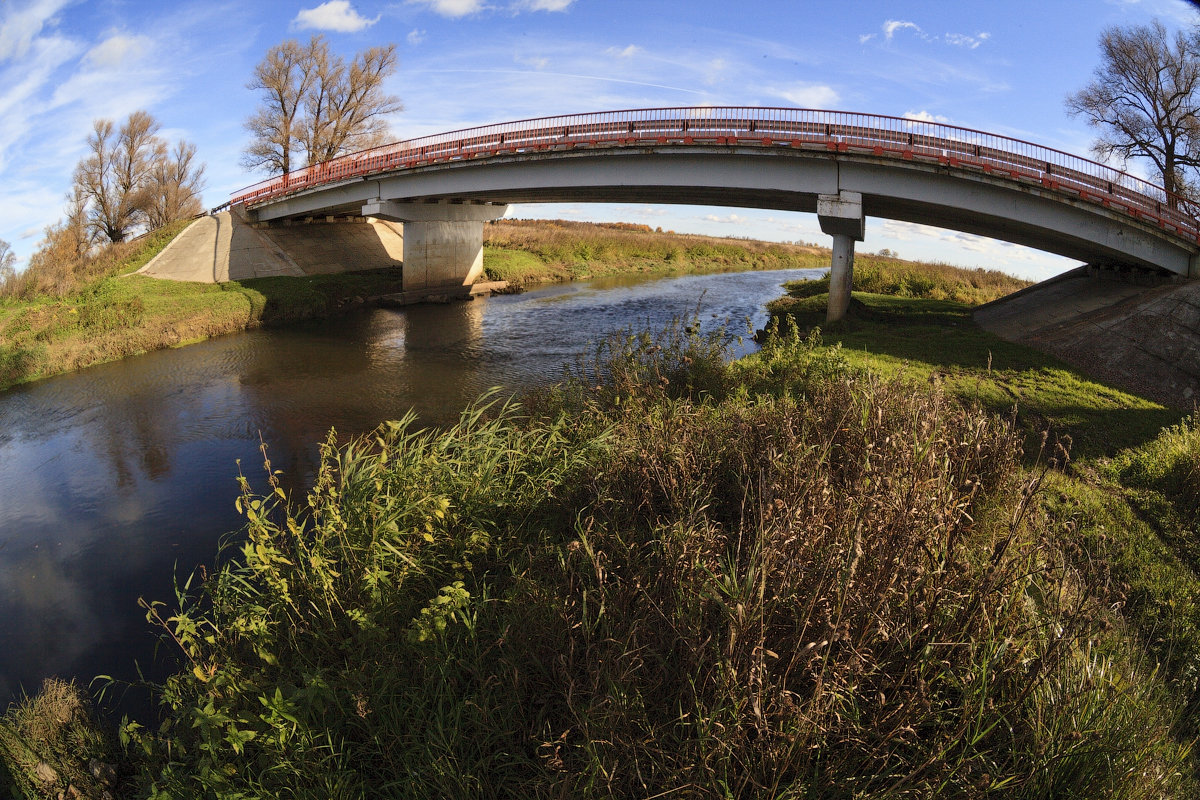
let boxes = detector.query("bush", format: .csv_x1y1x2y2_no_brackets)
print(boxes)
0,679,123,799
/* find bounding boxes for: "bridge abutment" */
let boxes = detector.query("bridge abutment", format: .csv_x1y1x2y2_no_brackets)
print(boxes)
818,191,865,322
361,200,509,293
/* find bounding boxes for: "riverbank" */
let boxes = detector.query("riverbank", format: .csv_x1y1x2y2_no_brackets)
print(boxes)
0,217,1031,394
0,223,407,393
1,260,1196,796
483,219,1031,304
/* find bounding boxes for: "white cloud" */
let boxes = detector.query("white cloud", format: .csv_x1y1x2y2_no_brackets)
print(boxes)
880,220,1050,261
513,0,576,9
294,1,379,32
903,110,950,123
0,0,71,60
883,20,922,40
409,0,574,17
407,28,427,45
606,44,640,58
515,52,549,69
873,19,990,49
944,32,990,49
85,33,151,68
769,83,839,108
408,0,487,16
704,213,747,224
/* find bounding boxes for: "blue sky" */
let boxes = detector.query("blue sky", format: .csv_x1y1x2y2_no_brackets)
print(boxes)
1,0,1198,279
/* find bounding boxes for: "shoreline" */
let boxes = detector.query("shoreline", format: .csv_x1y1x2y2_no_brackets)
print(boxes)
0,219,911,394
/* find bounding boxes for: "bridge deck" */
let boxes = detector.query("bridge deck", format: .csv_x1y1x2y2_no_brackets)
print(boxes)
230,107,1200,250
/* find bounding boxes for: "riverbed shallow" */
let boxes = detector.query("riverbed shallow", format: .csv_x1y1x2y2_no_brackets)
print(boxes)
0,268,822,715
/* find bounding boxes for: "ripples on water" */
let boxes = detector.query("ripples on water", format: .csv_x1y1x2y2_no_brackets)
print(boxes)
0,268,822,714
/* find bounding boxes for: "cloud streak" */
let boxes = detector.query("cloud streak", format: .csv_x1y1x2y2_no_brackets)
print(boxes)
293,1,380,32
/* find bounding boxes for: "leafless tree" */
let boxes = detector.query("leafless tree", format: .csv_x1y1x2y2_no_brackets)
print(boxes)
74,111,162,242
145,140,206,229
1067,20,1200,205
0,239,15,290
301,44,401,165
72,111,205,243
243,36,401,175
242,37,322,175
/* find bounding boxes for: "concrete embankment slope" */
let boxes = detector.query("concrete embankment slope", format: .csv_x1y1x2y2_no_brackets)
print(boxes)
136,211,404,282
974,268,1200,409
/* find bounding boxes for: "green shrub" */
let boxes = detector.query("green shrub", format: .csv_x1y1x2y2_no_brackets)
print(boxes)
124,323,1191,798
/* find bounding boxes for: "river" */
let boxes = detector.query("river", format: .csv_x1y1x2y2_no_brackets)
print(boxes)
0,267,822,714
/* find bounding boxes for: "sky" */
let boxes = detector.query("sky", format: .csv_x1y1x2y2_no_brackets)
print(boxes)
1,0,1199,280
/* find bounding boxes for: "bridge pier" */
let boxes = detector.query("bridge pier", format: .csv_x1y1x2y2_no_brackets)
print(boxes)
818,191,865,323
361,200,508,293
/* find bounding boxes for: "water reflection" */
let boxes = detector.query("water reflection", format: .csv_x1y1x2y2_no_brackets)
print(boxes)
0,268,822,714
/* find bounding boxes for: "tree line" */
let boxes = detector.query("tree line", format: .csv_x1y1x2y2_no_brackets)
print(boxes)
1,32,400,298
0,110,205,298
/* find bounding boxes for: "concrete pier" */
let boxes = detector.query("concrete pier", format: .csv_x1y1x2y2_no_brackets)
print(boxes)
361,200,509,292
817,191,865,322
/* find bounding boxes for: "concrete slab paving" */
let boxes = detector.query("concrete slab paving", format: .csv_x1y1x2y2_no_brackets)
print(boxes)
135,212,404,283
975,270,1200,408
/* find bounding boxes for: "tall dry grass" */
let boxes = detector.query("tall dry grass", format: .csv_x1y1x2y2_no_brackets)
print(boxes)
120,318,1191,799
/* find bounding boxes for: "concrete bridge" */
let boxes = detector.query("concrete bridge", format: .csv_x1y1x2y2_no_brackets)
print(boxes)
229,107,1200,321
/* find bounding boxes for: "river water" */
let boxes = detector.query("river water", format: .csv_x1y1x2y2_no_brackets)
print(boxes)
0,268,821,714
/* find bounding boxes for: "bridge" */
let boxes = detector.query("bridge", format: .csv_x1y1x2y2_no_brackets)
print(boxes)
229,107,1200,321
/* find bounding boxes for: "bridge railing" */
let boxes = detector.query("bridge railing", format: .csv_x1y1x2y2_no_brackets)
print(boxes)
230,107,1200,244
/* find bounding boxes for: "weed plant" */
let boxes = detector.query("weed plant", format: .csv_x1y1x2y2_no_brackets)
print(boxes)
121,318,1192,799
0,679,122,799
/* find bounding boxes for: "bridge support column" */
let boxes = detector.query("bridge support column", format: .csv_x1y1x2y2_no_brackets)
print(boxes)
817,191,865,323
361,200,509,293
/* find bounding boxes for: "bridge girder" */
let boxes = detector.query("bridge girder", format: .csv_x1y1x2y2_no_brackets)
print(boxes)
248,146,1200,277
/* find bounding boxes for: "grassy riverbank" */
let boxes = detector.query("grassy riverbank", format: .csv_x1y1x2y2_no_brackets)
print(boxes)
5,260,1197,797
7,232,1196,798
0,223,406,392
483,219,1031,303
1,217,1029,394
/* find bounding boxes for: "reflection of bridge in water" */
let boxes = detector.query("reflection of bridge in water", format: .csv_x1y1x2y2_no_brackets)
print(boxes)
229,107,1200,321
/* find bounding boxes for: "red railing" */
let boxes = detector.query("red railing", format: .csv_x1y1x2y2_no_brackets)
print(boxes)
229,106,1200,245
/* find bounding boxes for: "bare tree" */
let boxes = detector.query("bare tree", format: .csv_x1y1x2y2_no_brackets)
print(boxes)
244,36,401,175
63,186,94,257
0,240,15,291
74,111,162,242
302,44,401,165
242,37,323,175
72,111,204,243
1067,20,1200,204
145,140,206,229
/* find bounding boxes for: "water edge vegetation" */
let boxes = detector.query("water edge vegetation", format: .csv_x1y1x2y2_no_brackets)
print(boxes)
0,216,1029,394
3,229,1197,798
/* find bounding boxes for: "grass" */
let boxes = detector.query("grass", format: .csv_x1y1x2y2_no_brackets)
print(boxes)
766,274,1200,785
0,679,124,799
4,230,1197,798
0,227,407,392
483,218,834,285
37,317,1170,798
765,288,1179,460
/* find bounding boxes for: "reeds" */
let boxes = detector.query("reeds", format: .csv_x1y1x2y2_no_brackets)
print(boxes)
124,319,1191,798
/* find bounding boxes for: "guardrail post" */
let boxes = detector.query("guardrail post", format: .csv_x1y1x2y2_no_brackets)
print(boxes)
818,191,865,323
